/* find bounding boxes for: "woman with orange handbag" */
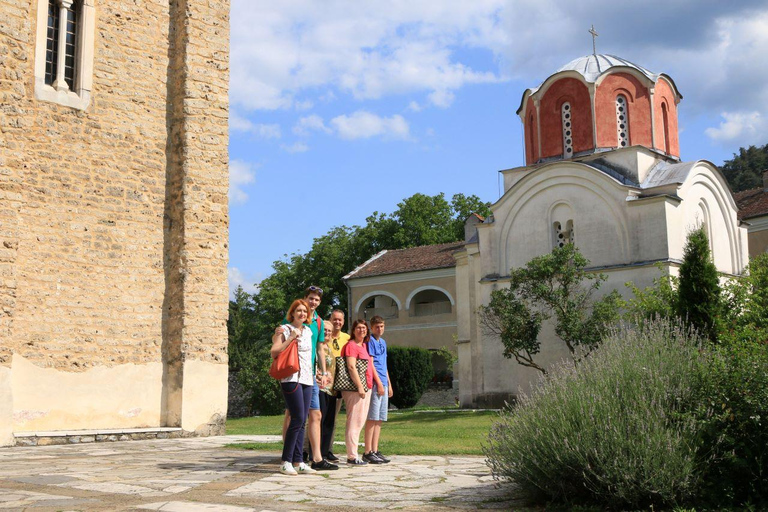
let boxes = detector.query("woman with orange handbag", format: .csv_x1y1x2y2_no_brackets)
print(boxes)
271,299,316,476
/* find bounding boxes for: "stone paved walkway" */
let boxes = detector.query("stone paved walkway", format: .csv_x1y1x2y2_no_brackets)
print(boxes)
0,436,514,511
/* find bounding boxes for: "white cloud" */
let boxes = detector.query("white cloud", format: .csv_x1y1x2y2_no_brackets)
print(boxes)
229,159,257,205
230,1,505,111
228,266,261,298
230,112,282,139
408,101,423,112
293,114,332,136
330,111,410,140
295,100,314,111
230,1,768,148
705,111,767,146
281,142,310,153
428,89,455,108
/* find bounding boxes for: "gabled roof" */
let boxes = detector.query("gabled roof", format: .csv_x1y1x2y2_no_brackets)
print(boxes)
344,241,463,280
735,187,768,220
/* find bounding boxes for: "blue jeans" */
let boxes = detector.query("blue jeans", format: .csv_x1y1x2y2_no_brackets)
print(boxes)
281,382,312,463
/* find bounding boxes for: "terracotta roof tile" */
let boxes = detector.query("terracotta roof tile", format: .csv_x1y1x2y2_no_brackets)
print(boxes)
346,241,464,279
734,187,768,220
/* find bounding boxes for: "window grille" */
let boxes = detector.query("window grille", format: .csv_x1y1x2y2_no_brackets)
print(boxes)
36,0,92,109
44,2,59,85
616,95,629,147
553,220,574,249
561,102,573,158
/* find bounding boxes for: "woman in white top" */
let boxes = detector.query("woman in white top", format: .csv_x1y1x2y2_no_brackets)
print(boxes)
271,299,316,476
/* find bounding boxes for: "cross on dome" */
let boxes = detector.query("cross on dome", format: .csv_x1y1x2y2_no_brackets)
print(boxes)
589,25,598,56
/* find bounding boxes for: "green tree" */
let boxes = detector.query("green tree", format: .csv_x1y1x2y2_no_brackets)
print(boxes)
478,244,623,374
676,226,722,342
720,143,768,193
720,252,768,344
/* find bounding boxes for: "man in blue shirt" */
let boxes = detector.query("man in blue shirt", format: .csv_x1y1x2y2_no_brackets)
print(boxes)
363,315,393,464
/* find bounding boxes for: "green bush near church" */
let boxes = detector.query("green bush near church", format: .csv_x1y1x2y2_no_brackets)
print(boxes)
387,346,433,409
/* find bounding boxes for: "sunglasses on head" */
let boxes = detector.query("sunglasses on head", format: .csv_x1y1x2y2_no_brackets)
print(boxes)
307,285,323,294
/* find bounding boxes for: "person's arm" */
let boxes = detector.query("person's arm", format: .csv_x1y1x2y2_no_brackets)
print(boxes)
346,353,366,399
271,326,298,358
371,359,384,396
387,371,393,397
316,342,329,386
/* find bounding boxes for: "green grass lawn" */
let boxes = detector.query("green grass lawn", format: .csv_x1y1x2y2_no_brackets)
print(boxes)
226,409,497,455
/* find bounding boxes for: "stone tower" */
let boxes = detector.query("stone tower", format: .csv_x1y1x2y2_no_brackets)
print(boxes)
0,0,230,446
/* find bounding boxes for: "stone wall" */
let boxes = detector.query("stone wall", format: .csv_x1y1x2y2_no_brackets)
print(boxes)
0,0,230,444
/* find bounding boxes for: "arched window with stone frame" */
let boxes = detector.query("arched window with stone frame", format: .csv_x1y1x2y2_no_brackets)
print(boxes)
561,101,573,159
34,0,95,110
552,219,575,249
615,94,630,148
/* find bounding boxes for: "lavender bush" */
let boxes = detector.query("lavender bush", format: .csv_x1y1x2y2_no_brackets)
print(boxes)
485,320,708,509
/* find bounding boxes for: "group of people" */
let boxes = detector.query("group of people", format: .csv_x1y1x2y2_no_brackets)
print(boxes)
270,286,393,475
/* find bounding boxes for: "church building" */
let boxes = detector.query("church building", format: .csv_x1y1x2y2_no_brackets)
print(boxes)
455,54,749,407
1,0,230,446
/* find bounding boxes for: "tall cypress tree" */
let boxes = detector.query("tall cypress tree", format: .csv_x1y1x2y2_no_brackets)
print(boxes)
676,226,722,342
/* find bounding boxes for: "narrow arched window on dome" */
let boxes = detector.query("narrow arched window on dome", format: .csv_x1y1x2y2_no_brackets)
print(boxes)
561,102,573,158
615,95,629,148
661,102,671,154
528,114,535,161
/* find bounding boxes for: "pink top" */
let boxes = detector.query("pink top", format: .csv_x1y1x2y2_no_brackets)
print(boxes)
341,340,373,389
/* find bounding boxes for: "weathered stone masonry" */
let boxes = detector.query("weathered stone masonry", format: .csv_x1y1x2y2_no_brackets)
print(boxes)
0,0,230,446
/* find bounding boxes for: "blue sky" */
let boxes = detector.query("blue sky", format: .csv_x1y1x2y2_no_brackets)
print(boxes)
227,1,768,296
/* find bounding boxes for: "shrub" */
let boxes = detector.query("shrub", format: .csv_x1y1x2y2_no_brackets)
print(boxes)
694,339,768,507
485,320,708,509
388,346,433,409
237,345,285,416
676,226,721,342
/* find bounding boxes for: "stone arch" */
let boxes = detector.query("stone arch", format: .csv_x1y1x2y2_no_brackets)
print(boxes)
406,286,454,318
405,285,456,309
353,291,402,319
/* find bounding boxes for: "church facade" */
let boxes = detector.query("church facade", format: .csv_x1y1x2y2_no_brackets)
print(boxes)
0,0,230,446
455,54,749,407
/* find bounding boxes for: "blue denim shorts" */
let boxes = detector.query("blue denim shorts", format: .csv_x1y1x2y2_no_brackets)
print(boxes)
309,381,320,410
367,386,389,421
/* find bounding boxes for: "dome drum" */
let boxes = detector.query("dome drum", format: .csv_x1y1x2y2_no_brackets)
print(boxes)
519,54,682,165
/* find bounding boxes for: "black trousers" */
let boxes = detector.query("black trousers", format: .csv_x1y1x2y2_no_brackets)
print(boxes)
318,391,338,457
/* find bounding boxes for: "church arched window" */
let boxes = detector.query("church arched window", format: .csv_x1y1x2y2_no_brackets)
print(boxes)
553,220,574,249
615,95,629,148
35,0,95,110
661,102,671,154
561,102,573,158
528,114,535,161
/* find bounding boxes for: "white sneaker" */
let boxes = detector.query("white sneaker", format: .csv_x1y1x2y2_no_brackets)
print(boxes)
280,461,298,476
297,462,316,474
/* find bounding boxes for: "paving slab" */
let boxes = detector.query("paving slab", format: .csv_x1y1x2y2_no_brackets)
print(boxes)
0,435,515,511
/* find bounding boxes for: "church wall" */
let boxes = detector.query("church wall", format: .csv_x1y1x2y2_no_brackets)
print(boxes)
675,166,748,275
0,0,229,443
496,167,632,271
539,78,593,159
594,73,652,149
652,78,680,157
464,262,667,406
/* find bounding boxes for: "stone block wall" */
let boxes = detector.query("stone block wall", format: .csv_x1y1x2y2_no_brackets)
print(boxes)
0,0,230,445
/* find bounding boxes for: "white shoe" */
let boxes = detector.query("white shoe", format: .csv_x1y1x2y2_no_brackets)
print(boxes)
280,461,298,476
297,462,316,474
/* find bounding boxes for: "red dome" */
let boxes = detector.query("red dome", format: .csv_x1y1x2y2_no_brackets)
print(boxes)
517,54,682,165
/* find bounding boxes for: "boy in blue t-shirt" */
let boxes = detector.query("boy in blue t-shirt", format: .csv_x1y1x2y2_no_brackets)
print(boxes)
363,315,393,464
